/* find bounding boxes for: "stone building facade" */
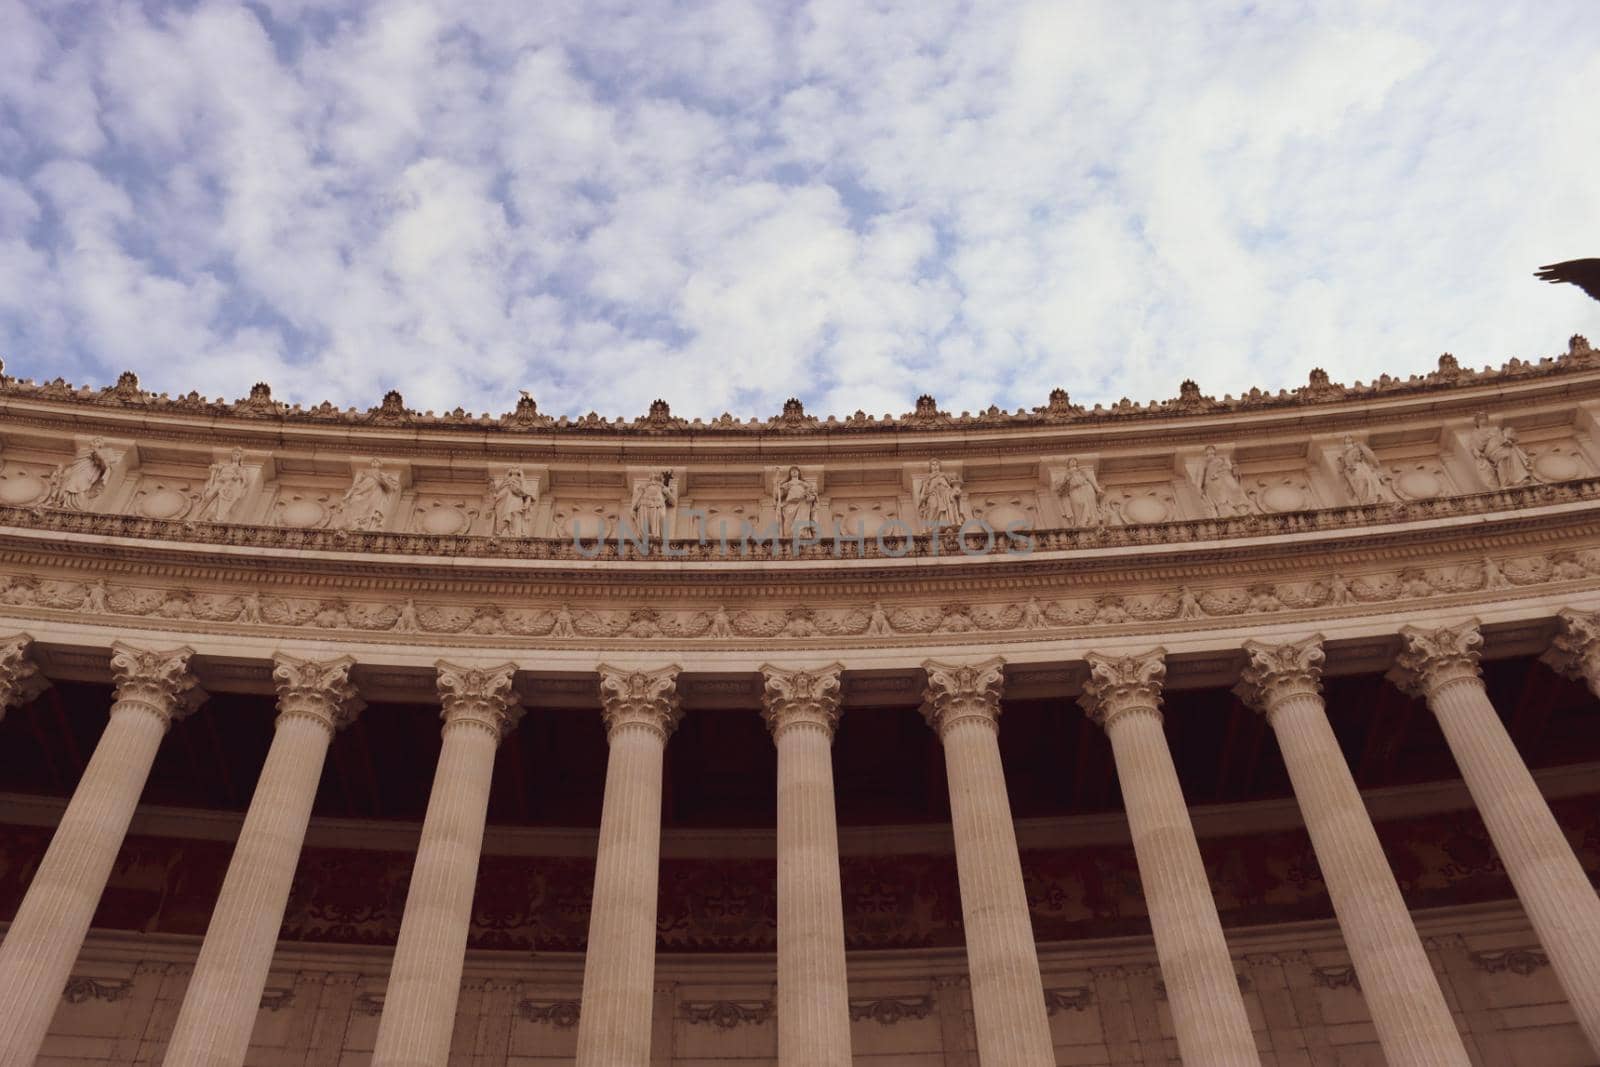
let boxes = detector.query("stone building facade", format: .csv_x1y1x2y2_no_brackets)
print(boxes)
0,340,1598,1064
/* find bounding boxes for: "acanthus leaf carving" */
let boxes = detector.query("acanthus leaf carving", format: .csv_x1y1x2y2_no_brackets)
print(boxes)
596,664,682,739
920,657,1005,737
1388,620,1483,698
435,661,522,739
1543,608,1600,697
271,653,364,733
0,633,47,714
1234,634,1325,715
760,662,844,738
108,642,206,726
1078,648,1166,729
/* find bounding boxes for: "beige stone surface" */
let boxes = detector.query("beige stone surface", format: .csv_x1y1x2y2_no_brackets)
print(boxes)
1080,648,1259,1066
0,643,202,1067
371,663,521,1067
1237,635,1470,1065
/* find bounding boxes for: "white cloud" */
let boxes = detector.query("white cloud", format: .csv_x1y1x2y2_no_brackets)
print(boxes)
0,0,1595,418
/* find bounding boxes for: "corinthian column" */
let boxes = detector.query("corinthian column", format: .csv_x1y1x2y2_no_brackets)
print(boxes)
372,662,522,1067
575,665,682,1067
166,654,364,1067
1391,621,1600,1054
1079,649,1258,1066
920,658,1053,1067
1236,636,1468,1065
1543,607,1600,699
0,642,204,1066
761,663,851,1067
0,634,46,721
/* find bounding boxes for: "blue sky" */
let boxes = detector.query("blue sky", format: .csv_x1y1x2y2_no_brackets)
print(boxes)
1,1,1597,420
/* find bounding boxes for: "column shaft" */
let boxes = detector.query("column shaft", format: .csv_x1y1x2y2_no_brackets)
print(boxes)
1104,708,1258,1066
370,719,500,1066
941,715,1054,1065
0,703,174,1063
1269,691,1468,1064
774,720,851,1066
576,722,669,1065
1429,675,1600,1050
163,714,337,1065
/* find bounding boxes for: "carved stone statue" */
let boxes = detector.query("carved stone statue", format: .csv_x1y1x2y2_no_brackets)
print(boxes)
1468,412,1536,488
915,459,966,526
1057,458,1104,527
195,449,250,522
1198,445,1253,517
628,471,676,539
1336,435,1396,504
335,459,399,531
41,437,114,511
490,468,539,538
773,466,818,537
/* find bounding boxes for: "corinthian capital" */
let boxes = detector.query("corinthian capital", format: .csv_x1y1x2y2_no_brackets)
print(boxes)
1234,635,1325,716
109,642,206,727
596,664,682,740
0,634,47,716
760,663,844,739
272,653,365,733
435,661,523,740
1078,649,1166,730
920,657,1005,737
1387,620,1483,699
1542,609,1600,697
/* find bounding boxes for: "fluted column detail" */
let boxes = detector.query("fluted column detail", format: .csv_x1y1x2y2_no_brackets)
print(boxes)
761,663,851,1067
575,664,682,1067
1543,607,1600,699
1391,621,1600,1054
920,658,1053,1067
371,662,522,1067
0,634,46,720
165,654,364,1067
0,642,204,1067
1237,635,1468,1065
1080,648,1258,1066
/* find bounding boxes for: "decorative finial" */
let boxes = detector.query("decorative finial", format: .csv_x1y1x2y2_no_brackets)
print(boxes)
649,398,671,420
915,394,937,416
782,397,804,418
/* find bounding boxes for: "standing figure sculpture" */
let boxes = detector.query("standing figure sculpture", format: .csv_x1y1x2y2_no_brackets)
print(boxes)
1198,445,1254,517
1469,412,1536,488
1057,458,1105,527
41,437,114,511
195,449,250,522
629,470,676,540
336,459,400,531
1336,435,1396,504
490,468,540,537
916,459,967,526
774,466,818,537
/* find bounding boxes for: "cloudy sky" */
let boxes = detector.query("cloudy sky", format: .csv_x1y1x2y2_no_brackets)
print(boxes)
1,1,1596,421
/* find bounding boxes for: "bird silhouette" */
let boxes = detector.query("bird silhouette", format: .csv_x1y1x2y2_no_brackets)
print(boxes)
1536,259,1600,301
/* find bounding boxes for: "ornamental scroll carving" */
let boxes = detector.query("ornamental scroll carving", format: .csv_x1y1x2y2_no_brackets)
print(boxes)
108,643,206,725
1388,620,1484,698
435,661,522,739
760,663,844,738
920,658,1004,737
1078,649,1166,728
0,633,46,714
1234,635,1325,714
1543,608,1600,697
271,654,364,733
597,664,682,739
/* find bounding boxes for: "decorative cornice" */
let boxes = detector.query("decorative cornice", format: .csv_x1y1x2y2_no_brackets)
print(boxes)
1542,607,1600,696
920,657,1005,737
5,335,1589,437
108,642,205,726
596,664,682,740
1388,620,1484,698
1234,634,1326,715
1078,648,1166,730
434,661,523,740
0,632,46,715
271,653,364,733
2,477,1596,566
760,663,844,739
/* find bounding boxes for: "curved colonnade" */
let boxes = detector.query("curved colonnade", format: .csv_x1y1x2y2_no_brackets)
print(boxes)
0,343,1597,1064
